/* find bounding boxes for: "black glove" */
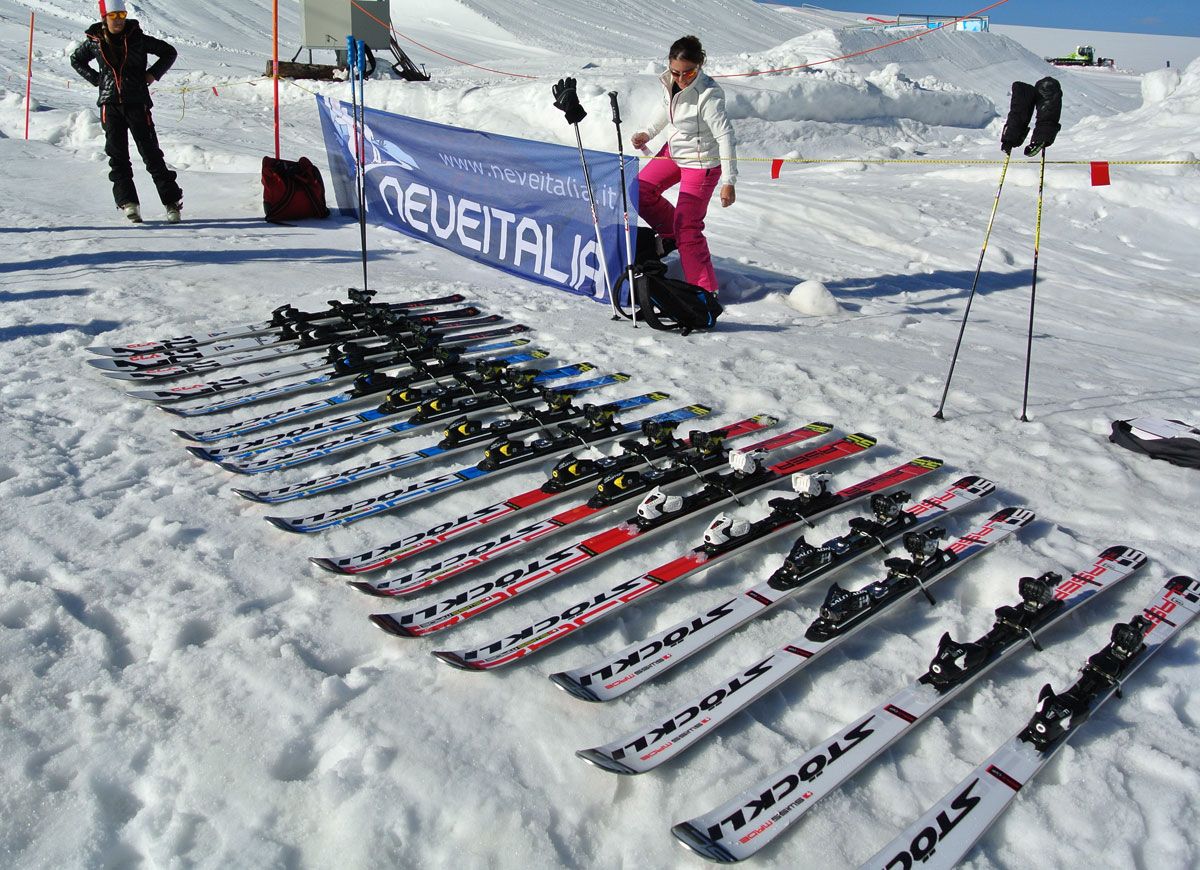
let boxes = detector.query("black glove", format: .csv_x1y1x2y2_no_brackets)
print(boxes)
1000,81,1036,154
1024,76,1063,156
552,77,587,125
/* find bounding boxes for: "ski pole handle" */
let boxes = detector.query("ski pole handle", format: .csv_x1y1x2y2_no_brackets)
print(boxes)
608,91,622,125
356,39,367,77
346,36,357,71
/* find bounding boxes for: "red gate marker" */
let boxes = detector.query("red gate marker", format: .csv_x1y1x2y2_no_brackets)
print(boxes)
1091,161,1111,186
770,158,784,179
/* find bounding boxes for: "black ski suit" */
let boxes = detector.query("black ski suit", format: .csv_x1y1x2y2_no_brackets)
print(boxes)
71,19,183,210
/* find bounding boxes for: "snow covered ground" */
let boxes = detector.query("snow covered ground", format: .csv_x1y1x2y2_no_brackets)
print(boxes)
1,1,1199,867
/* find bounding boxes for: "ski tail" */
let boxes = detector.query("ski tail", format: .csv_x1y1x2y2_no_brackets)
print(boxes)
860,575,1200,870
668,545,1147,863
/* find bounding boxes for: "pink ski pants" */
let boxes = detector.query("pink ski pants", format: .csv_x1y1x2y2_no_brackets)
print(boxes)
637,146,722,293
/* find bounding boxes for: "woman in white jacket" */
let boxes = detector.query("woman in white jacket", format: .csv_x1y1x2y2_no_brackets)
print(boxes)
632,35,737,295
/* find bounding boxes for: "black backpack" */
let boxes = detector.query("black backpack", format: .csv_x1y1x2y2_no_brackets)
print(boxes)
631,260,723,336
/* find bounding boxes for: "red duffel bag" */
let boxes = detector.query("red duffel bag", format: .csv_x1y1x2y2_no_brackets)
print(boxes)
262,155,330,223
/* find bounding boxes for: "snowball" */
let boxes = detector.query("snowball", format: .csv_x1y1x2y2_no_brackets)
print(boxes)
785,281,844,315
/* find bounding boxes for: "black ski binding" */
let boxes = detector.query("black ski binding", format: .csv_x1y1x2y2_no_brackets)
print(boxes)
641,418,682,447
583,403,616,429
350,370,403,397
479,436,528,470
346,287,377,306
546,454,597,489
923,633,991,689
440,416,483,446
328,342,370,374
687,427,726,456
379,385,425,414
540,388,574,412
814,582,875,628
767,538,832,591
588,470,643,507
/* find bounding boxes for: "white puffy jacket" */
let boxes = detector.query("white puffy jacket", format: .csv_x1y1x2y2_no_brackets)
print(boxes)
643,68,738,185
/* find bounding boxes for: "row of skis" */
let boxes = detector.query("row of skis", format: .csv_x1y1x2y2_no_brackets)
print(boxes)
89,289,1198,866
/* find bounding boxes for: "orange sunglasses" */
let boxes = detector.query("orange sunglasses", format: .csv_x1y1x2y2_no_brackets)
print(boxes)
106,10,128,18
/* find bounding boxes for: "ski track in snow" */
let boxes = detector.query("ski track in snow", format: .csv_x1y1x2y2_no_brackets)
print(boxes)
1,1,1199,867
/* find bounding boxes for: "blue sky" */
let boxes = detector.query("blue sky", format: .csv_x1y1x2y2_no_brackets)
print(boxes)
761,2,1200,36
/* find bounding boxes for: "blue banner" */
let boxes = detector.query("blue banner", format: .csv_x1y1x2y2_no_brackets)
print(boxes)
317,96,638,305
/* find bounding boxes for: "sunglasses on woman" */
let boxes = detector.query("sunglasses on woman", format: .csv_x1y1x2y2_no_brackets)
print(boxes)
669,66,698,81
106,10,127,18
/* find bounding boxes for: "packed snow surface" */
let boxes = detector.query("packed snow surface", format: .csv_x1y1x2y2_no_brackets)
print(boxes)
1,1,1199,868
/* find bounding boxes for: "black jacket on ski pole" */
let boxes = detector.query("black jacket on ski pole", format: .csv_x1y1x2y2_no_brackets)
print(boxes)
71,13,184,218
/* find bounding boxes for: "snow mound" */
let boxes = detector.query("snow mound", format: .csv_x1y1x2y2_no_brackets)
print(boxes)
1141,66,1183,103
1074,56,1200,164
1141,55,1200,112
784,280,843,315
718,59,995,128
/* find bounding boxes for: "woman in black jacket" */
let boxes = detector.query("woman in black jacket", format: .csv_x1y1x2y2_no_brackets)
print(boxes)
71,0,184,223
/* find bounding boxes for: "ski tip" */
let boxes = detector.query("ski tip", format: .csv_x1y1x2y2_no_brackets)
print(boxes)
547,672,602,702
156,404,188,415
1098,545,1148,566
348,580,401,598
846,432,878,448
310,556,349,576
217,461,250,474
170,428,200,442
185,446,215,462
1166,575,1199,595
263,516,302,533
430,649,482,671
574,748,639,775
990,506,1037,526
230,488,266,503
670,823,740,863
127,389,172,401
951,475,996,496
368,613,419,636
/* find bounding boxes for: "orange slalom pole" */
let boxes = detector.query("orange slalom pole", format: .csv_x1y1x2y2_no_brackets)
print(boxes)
272,0,280,158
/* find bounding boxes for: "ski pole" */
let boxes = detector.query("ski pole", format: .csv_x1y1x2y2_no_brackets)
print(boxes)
551,78,617,316
572,124,618,319
608,91,638,327
346,37,364,236
1019,147,1047,422
932,152,1011,420
355,38,369,295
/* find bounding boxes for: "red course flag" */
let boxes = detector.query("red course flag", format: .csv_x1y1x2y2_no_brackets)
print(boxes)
770,158,784,179
1090,161,1111,186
